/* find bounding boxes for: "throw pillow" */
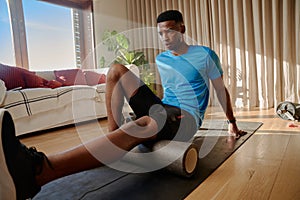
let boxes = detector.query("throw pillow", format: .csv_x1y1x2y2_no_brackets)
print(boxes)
22,71,48,88
84,71,106,86
0,79,7,105
0,63,26,90
45,80,63,89
54,69,87,86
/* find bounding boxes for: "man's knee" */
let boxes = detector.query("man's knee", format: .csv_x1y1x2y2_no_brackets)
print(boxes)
107,64,129,81
134,116,153,127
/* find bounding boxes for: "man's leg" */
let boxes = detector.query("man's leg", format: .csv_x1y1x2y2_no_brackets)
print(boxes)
106,64,196,142
36,116,158,185
0,110,157,199
105,64,143,131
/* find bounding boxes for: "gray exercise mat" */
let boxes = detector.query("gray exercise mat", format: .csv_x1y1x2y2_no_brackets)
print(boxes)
33,121,262,200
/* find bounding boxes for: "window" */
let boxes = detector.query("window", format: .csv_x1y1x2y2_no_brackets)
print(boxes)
0,0,15,66
1,0,94,71
23,0,76,70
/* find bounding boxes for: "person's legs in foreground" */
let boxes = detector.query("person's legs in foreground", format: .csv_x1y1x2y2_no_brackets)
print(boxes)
0,64,161,199
0,63,195,199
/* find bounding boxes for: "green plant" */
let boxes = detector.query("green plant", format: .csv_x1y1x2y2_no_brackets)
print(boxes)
102,30,129,53
100,30,157,94
101,30,148,66
116,49,147,66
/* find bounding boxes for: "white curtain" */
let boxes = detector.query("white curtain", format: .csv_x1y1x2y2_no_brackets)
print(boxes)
126,0,300,109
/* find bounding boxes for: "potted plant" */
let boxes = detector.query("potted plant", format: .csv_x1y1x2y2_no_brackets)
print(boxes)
100,30,156,93
100,30,148,66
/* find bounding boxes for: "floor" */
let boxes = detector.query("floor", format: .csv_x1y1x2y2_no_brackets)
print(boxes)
20,107,300,200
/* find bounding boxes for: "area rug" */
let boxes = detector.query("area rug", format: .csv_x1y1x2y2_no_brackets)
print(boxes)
33,121,262,200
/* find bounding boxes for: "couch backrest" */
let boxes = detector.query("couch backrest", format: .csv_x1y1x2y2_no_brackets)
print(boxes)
35,71,56,81
35,68,111,81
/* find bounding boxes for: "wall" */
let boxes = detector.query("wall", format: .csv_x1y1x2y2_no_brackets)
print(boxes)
93,0,128,67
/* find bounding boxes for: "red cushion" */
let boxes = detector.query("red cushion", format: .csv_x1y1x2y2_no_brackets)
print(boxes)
45,80,63,89
84,71,106,86
54,69,87,86
22,71,48,88
0,64,27,90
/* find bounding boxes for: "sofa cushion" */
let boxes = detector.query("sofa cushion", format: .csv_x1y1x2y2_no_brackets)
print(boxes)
4,88,60,119
54,69,87,86
0,64,27,90
3,85,102,120
84,71,106,86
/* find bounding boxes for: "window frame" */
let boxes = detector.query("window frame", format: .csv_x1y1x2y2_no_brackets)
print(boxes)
7,0,29,68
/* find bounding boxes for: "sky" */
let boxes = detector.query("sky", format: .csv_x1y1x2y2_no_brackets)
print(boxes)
0,0,15,65
0,0,76,70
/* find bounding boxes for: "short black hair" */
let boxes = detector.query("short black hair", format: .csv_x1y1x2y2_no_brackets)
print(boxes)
157,10,184,24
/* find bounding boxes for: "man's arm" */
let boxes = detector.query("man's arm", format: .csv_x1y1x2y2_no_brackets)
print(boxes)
155,67,164,99
211,76,246,137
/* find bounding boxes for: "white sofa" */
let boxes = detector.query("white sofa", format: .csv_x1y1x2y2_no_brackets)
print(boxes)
0,68,110,136
0,64,139,137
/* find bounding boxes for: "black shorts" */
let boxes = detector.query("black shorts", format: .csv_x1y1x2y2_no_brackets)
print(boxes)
129,84,197,142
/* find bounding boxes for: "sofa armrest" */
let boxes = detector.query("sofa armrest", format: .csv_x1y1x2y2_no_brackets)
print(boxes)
0,80,7,106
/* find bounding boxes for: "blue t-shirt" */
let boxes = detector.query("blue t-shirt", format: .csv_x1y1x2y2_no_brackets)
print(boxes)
155,45,223,127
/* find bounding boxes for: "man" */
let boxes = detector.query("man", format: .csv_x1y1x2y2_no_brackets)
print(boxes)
106,10,245,140
0,10,245,200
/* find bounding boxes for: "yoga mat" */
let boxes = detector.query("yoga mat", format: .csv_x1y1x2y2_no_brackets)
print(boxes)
33,121,262,200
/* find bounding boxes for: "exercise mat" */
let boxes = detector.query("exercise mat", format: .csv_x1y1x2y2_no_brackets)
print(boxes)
33,121,262,200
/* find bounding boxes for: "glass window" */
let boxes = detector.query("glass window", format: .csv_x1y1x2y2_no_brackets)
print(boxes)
23,0,76,70
0,0,15,66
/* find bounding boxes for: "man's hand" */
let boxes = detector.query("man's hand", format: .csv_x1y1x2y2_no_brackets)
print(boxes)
228,123,247,138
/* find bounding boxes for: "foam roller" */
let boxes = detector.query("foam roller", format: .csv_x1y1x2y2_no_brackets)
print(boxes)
120,140,199,178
